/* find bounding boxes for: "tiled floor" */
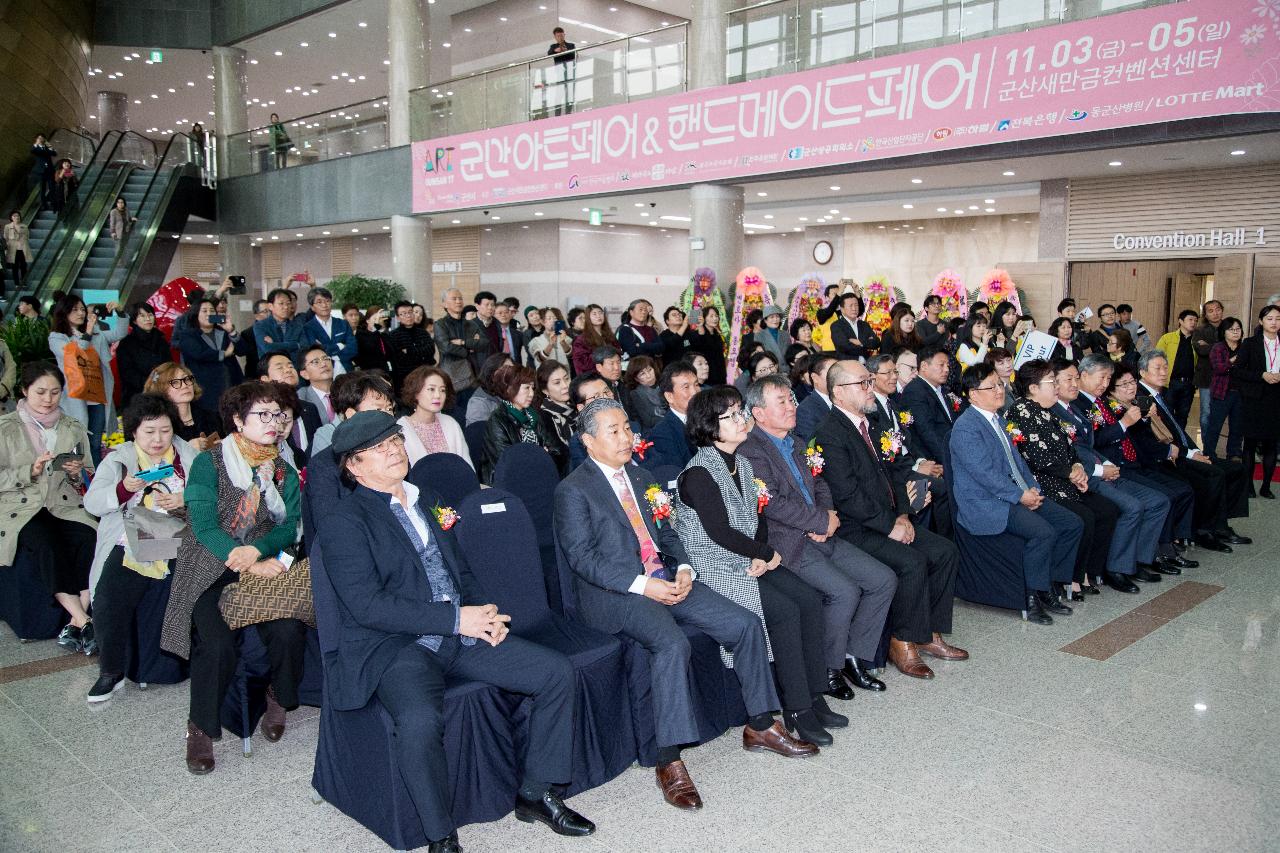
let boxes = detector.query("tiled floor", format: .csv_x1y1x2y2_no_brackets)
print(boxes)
1,499,1277,852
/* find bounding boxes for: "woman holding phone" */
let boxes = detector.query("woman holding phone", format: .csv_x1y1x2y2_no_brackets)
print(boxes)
177,298,239,414
0,362,98,652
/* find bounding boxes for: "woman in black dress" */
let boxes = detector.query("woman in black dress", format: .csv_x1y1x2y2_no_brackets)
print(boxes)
684,306,728,386
1233,305,1280,498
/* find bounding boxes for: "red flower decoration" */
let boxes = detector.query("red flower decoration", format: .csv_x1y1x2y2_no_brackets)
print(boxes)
632,435,654,460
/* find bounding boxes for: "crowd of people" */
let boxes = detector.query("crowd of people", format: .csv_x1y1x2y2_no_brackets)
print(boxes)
2,277,1278,853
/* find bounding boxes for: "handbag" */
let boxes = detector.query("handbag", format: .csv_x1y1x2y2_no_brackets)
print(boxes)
62,340,107,403
218,556,316,630
123,505,186,563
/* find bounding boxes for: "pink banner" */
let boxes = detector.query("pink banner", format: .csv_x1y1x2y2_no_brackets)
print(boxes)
412,0,1278,214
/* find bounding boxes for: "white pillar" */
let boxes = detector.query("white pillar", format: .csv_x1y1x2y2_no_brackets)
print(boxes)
96,91,128,136
388,0,431,147
689,0,730,91
212,46,249,179
689,184,744,290
392,214,433,305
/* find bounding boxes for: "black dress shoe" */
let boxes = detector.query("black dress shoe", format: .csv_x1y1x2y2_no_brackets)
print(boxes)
1036,590,1072,616
783,710,833,746
428,831,463,853
1104,572,1140,593
1083,584,1102,596
514,791,595,837
1147,561,1181,576
810,697,849,729
1195,534,1232,553
1259,489,1275,499
1132,565,1163,582
823,668,854,702
1162,554,1198,569
1217,530,1251,545
1022,594,1053,625
842,659,886,692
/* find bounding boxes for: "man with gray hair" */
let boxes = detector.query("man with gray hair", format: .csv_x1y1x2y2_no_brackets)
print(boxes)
555,398,813,811
302,285,356,373
434,287,487,393
739,375,897,696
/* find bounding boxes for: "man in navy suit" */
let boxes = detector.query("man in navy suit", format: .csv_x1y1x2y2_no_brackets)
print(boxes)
640,361,701,472
565,370,615,470
555,399,815,812
899,343,959,471
949,363,1083,624
301,286,356,372
321,412,595,852
253,288,307,358
794,354,836,442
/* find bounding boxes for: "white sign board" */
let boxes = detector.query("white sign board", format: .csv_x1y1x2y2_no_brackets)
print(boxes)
1013,330,1058,370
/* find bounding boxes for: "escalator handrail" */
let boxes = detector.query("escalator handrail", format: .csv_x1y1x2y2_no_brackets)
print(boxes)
106,130,160,169
101,132,197,298
48,164,141,300
17,128,101,224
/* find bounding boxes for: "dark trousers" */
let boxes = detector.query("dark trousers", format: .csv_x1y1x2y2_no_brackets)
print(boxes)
586,582,779,748
1204,390,1243,460
374,636,574,843
93,546,162,676
757,568,827,712
9,250,27,290
791,537,896,666
910,472,953,537
842,526,958,644
1163,455,1248,532
17,509,94,596
188,570,307,738
1004,501,1083,590
1130,468,1195,540
1166,377,1195,431
1093,476,1168,567
1052,493,1116,583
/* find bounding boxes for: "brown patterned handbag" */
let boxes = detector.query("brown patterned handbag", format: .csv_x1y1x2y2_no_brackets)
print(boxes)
217,557,316,630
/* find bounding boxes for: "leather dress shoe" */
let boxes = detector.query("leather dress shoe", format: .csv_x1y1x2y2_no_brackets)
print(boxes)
261,686,286,742
1104,572,1140,594
919,632,969,661
823,668,854,701
185,721,215,775
742,720,819,757
1067,587,1085,603
428,831,463,853
1132,565,1163,582
888,638,934,679
1217,530,1251,545
1148,561,1181,576
1022,593,1053,626
842,659,886,692
1259,489,1275,499
1195,534,1232,553
810,697,849,729
514,790,595,836
655,760,703,810
783,710,833,746
1036,590,1072,616
1162,554,1198,569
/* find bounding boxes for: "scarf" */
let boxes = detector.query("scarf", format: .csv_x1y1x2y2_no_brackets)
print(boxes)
16,399,62,456
122,443,181,578
224,433,286,543
505,402,539,444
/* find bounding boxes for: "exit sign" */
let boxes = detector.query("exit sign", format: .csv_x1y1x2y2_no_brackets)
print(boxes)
588,209,602,226
149,49,163,62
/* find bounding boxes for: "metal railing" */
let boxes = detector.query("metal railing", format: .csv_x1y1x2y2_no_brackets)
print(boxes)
410,22,688,139
726,0,1179,81
223,96,390,178
17,129,98,224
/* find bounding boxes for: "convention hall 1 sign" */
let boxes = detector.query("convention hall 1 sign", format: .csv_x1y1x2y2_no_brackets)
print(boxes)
411,0,1276,214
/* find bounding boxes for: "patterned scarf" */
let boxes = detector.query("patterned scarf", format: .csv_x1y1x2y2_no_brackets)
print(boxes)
227,433,283,543
505,402,539,444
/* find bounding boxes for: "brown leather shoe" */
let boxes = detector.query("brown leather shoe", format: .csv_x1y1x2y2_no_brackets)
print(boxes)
261,686,286,742
185,721,215,775
655,760,703,810
888,638,935,679
919,632,969,661
742,721,819,757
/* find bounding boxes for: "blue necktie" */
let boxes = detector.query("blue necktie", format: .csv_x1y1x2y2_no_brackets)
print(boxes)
994,415,1030,491
388,500,474,651
1154,393,1190,447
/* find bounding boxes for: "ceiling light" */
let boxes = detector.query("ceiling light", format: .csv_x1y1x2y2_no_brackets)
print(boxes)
648,221,658,226
1002,170,1015,176
1194,702,1207,711
381,225,390,230
270,235,278,240
763,214,774,219
828,185,841,191
936,207,948,212
274,50,283,56
299,41,309,47
581,207,590,212
534,211,544,216
490,216,500,220
639,212,649,217
792,227,802,232
321,230,331,235
756,191,767,197
351,228,359,233
441,42,451,48
661,21,669,26
328,32,337,38
88,114,96,119
968,205,979,210
358,21,367,27
984,198,995,204
1108,160,1122,167
660,215,691,222
207,74,214,79
798,217,809,221
383,59,391,65
1230,149,1246,156
911,178,923,184
954,210,964,214
500,16,508,21
841,217,850,221
450,219,460,224
184,236,192,241
985,207,995,212
902,204,913,209
464,27,472,32
150,93,158,99
829,209,839,214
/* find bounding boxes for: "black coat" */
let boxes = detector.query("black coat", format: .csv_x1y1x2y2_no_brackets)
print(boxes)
899,376,958,471
829,316,880,360
116,326,172,407
479,404,566,483
813,407,909,541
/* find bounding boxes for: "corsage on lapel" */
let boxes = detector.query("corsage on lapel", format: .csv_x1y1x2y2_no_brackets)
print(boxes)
432,503,460,531
644,484,673,527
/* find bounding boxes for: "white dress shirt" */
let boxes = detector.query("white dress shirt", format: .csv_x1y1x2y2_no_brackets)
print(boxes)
590,457,691,593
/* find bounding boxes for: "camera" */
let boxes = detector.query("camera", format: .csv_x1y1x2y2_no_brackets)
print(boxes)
1134,393,1155,416
227,275,247,294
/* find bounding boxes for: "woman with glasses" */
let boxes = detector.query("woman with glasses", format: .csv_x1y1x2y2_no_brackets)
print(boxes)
145,363,221,450
480,362,566,483
1205,317,1245,462
116,303,173,408
161,381,307,775
1007,359,1119,600
178,297,241,414
673,386,845,749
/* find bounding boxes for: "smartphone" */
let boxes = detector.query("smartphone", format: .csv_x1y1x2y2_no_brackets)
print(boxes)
554,320,566,334
227,275,247,294
137,463,175,483
208,314,226,326
51,451,81,469
688,308,703,325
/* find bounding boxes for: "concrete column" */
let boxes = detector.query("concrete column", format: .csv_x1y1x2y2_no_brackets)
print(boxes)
689,0,730,91
388,0,431,146
1038,179,1069,261
689,184,743,290
392,214,433,304
218,234,256,328
96,91,128,136
212,46,249,179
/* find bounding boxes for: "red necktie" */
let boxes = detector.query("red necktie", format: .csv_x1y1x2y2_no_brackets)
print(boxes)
1097,401,1137,462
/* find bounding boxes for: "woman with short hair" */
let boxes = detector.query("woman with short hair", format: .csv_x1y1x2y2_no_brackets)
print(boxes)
116,303,173,408
480,362,566,482
399,365,470,468
144,362,221,449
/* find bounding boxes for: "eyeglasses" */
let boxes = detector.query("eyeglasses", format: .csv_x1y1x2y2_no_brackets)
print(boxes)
718,409,750,424
1113,379,1138,389
583,388,615,404
875,369,898,377
836,378,876,390
168,376,194,389
972,385,1002,393
361,434,406,456
304,356,331,368
246,410,290,425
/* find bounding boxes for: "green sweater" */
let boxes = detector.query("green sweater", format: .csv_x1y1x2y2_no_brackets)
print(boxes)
184,450,301,562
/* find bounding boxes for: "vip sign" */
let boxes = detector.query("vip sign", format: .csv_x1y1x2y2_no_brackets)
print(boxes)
1112,228,1267,251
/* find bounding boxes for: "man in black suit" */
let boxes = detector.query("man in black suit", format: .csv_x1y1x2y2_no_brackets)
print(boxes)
1134,350,1250,551
260,352,322,466
565,371,614,469
829,293,880,361
814,360,964,681
899,343,959,472
739,375,897,697
320,412,595,852
794,354,836,442
641,361,700,472
493,300,529,367
555,399,815,812
867,354,952,537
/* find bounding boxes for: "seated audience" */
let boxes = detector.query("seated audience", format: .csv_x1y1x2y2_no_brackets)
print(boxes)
955,316,989,372
399,366,470,468
144,362,221,450
260,352,322,466
535,360,574,457
565,370,616,469
465,353,512,427
322,411,594,848
899,343,960,471
480,362,567,483
641,361,701,471
794,354,836,442
297,343,337,425
623,355,664,431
